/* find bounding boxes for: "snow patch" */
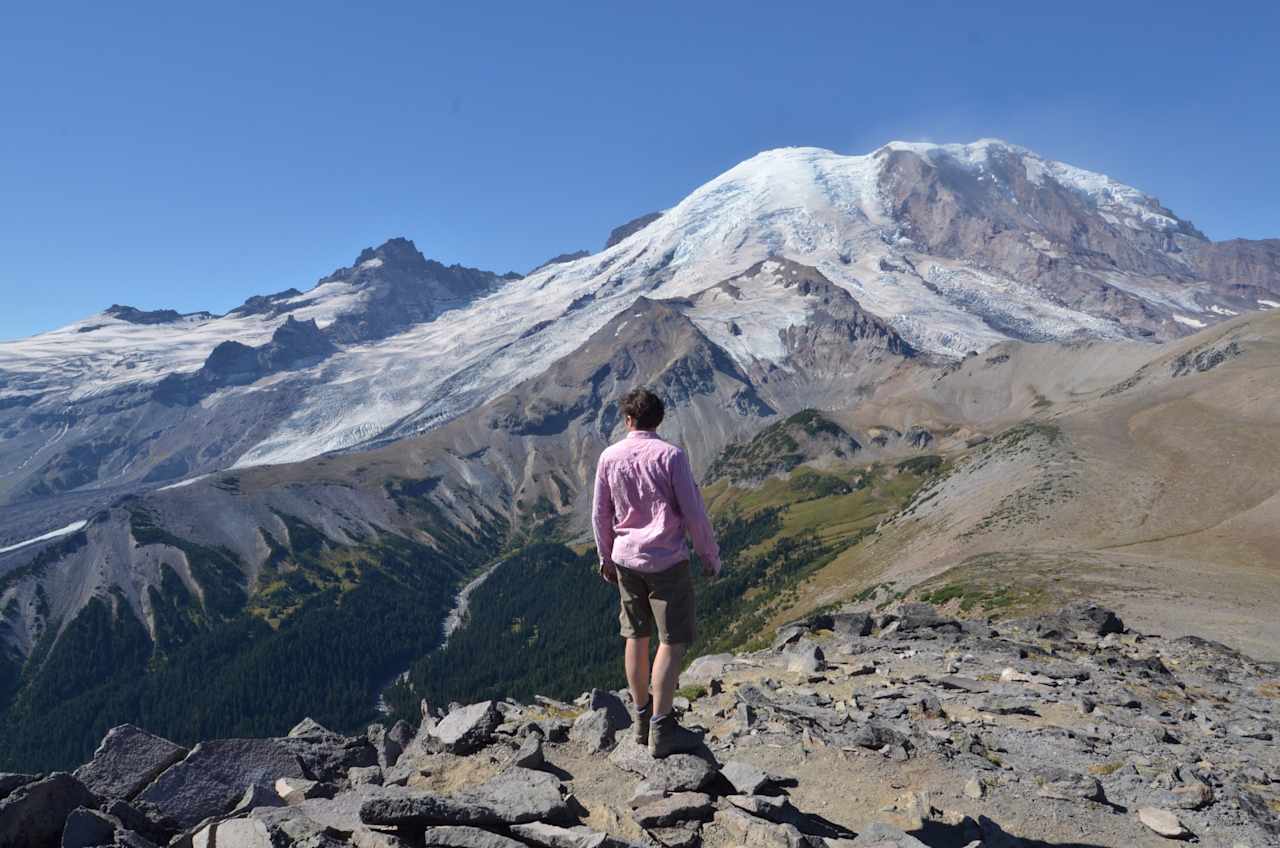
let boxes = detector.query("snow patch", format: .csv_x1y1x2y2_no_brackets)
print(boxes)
1173,315,1207,329
0,520,88,555
1259,299,1280,309
1208,305,1238,316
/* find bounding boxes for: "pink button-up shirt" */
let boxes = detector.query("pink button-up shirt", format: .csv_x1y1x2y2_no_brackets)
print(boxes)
592,430,722,575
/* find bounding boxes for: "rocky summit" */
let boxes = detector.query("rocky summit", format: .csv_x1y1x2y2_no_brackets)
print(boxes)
4,600,1277,848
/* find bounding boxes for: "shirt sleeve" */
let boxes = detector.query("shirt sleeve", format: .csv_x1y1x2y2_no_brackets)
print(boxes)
670,449,722,574
591,454,616,567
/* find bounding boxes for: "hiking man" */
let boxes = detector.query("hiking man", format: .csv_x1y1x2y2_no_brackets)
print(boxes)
592,387,722,757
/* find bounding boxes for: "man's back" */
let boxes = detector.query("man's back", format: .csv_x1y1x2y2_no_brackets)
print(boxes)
593,430,720,575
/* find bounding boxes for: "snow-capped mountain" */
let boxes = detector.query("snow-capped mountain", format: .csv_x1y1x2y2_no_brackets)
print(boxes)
1,140,1278,546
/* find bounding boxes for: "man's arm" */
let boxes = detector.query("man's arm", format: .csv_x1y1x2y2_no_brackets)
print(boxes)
591,455,618,583
670,449,722,576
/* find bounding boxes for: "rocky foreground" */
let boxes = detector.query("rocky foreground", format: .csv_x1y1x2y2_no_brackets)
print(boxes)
2,601,1278,848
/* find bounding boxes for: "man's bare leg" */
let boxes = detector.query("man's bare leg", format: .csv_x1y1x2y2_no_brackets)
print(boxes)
625,637,652,707
651,641,686,716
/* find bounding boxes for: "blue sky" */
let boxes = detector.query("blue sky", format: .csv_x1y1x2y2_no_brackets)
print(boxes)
1,1,1277,340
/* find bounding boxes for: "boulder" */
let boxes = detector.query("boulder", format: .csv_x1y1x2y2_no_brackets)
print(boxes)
588,688,632,729
74,724,189,801
367,724,405,770
0,772,98,848
1032,766,1104,803
349,766,384,786
360,767,569,827
720,761,773,795
61,807,130,848
785,642,826,674
1137,806,1191,839
280,721,378,781
353,827,412,848
713,807,807,848
632,792,713,828
571,708,616,753
609,739,718,793
829,612,874,638
429,701,503,754
683,654,734,683
513,823,643,848
0,773,37,800
1051,602,1124,637
894,604,960,633
850,722,909,751
513,733,545,770
133,738,307,830
275,777,336,804
419,825,528,848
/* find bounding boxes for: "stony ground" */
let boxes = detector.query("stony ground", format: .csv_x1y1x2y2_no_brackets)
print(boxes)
2,601,1277,848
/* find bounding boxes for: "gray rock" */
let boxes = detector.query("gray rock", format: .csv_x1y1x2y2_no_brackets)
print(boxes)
430,701,503,754
829,612,874,638
281,724,378,782
976,695,1038,716
288,717,333,738
1055,602,1125,637
229,782,286,815
1150,781,1213,810
645,828,700,848
61,807,134,848
100,798,170,844
1137,806,1191,839
349,766,384,786
850,722,909,751
73,724,188,802
353,827,412,848
683,654,734,683
963,776,986,800
367,724,404,770
513,733,545,770
420,825,528,848
785,642,826,674
713,808,806,848
0,772,98,848
633,792,713,828
736,703,758,731
571,708,616,753
360,767,569,827
934,676,987,693
895,603,960,633
512,823,605,848
629,782,666,809
388,720,415,750
275,777,336,804
720,761,773,795
535,718,572,743
212,817,277,848
1032,766,1104,803
0,773,37,801
133,738,307,830
589,688,632,728
1228,720,1274,741
608,739,718,793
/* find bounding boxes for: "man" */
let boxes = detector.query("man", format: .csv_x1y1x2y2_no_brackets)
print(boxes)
592,387,722,757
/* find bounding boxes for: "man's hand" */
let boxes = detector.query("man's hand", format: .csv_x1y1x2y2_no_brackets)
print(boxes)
599,560,618,585
701,560,721,579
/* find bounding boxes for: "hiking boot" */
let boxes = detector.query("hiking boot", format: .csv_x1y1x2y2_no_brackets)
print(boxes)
634,698,653,745
648,712,702,758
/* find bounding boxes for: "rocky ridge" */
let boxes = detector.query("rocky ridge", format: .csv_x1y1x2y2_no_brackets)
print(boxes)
5,600,1277,848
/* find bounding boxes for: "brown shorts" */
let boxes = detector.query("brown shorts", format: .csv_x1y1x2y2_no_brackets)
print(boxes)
616,560,697,645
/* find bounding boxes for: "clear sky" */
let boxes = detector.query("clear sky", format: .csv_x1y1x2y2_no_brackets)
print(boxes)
2,1,1277,340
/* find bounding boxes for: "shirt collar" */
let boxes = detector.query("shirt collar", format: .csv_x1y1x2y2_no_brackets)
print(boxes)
626,430,659,439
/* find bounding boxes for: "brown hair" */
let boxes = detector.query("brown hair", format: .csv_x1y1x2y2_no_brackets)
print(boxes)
620,387,665,430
